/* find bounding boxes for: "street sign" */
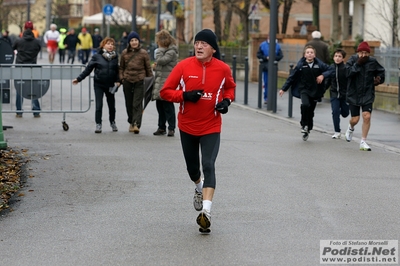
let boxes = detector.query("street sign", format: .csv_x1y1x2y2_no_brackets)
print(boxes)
103,4,114,16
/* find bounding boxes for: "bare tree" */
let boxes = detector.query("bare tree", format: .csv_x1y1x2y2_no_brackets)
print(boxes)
364,0,399,47
258,0,295,34
228,0,251,46
222,1,233,42
281,0,295,34
259,0,279,33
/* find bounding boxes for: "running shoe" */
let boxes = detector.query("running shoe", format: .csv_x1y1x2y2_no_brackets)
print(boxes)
193,189,203,211
196,209,211,230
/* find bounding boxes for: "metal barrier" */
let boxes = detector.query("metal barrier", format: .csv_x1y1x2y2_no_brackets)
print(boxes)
0,64,92,131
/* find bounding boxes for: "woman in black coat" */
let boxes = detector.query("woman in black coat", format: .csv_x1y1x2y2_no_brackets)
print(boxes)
73,37,120,133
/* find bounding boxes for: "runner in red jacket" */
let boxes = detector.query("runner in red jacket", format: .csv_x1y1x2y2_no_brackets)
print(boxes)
160,29,235,233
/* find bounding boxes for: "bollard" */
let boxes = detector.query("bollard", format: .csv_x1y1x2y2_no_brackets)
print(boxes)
272,61,278,113
189,50,194,57
232,55,237,83
0,98,8,149
267,61,278,112
244,57,249,105
232,55,237,101
221,53,225,62
258,59,263,108
288,64,294,118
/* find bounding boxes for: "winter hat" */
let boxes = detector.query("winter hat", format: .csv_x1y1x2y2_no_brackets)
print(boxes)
311,30,321,39
127,31,140,43
24,21,34,30
194,29,221,59
357,41,371,53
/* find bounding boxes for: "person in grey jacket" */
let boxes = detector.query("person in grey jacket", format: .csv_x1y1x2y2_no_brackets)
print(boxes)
73,37,120,133
152,29,178,137
344,41,385,151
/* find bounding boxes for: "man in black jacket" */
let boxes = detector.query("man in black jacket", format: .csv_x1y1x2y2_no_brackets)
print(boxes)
345,41,385,151
12,25,42,117
91,28,103,54
1,30,12,46
306,31,330,64
64,28,81,64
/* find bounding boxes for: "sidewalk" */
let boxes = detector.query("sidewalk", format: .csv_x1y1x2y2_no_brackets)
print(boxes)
233,80,400,152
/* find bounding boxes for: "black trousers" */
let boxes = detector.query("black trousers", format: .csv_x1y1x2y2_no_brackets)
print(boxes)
179,131,220,189
94,86,116,125
300,93,318,130
155,99,176,131
123,80,144,126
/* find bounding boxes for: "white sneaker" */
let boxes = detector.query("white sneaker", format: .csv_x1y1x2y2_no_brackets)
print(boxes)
95,124,102,133
332,132,341,139
301,126,309,141
193,189,203,211
360,141,371,151
110,122,118,132
196,209,211,229
345,125,354,142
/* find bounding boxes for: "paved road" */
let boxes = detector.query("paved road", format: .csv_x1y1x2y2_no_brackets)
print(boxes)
1,55,399,265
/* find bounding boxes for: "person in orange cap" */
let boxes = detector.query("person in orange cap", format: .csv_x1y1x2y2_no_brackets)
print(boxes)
20,21,39,38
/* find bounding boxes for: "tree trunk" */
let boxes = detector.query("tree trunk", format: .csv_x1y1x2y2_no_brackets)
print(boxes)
308,0,320,30
223,3,233,42
281,0,294,34
392,0,399,47
213,0,222,43
312,4,320,30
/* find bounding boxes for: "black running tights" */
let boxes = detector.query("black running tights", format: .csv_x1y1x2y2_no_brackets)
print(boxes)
179,131,220,189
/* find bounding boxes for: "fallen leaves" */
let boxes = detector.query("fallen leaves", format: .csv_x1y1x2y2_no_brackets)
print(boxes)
0,149,28,212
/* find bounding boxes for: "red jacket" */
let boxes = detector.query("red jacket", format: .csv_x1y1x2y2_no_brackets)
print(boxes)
160,57,235,136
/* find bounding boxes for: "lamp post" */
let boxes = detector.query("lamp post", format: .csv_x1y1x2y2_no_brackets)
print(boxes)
132,0,137,32
267,0,277,112
156,0,161,33
27,0,30,21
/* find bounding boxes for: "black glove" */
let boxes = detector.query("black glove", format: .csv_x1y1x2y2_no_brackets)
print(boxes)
357,56,369,65
215,98,231,114
183,90,204,102
374,76,381,85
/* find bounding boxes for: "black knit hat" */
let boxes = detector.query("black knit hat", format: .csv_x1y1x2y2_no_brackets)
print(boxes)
127,31,140,43
194,29,220,60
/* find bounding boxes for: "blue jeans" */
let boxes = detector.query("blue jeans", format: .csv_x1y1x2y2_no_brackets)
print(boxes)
67,49,76,64
16,92,41,116
81,49,91,64
263,71,269,101
330,97,349,133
